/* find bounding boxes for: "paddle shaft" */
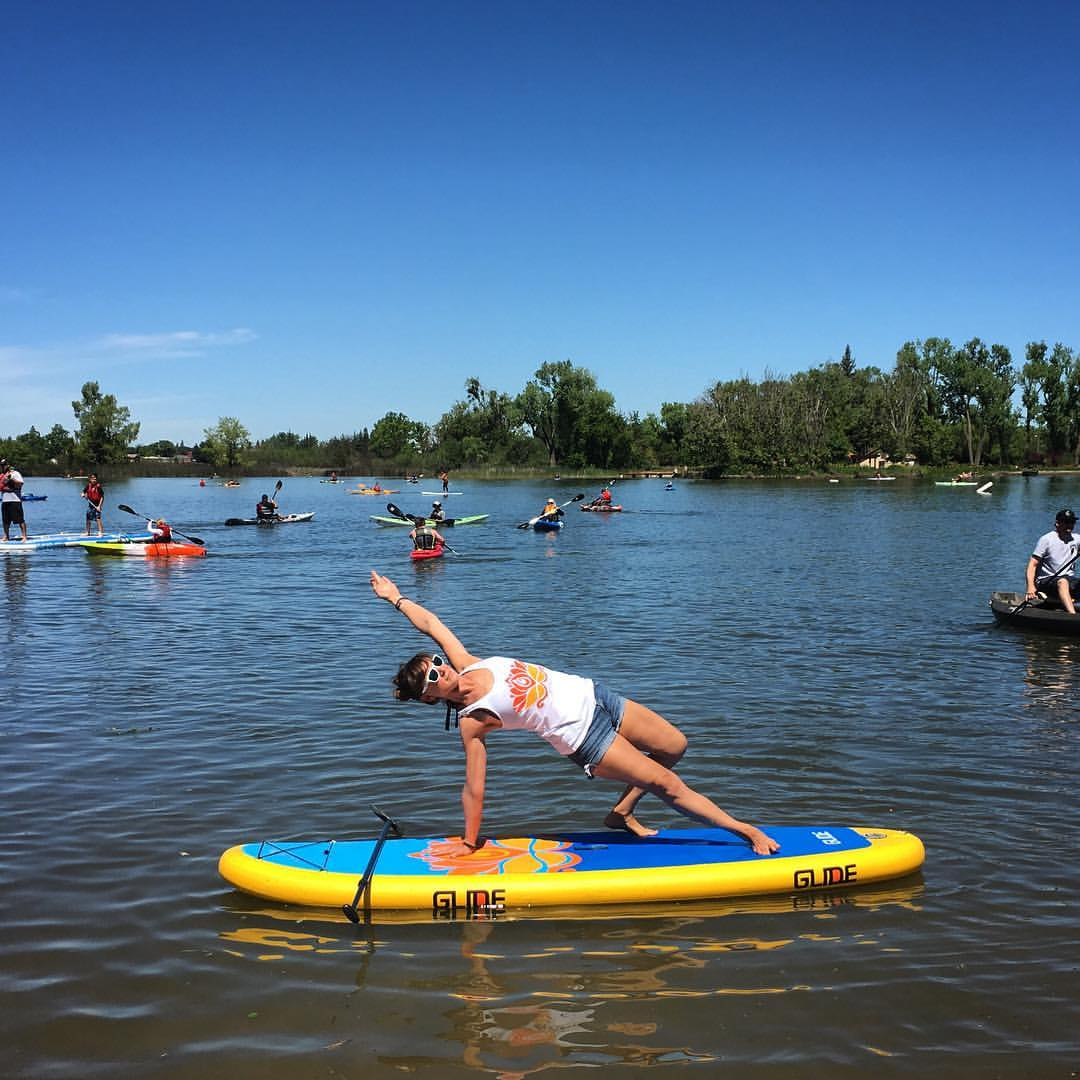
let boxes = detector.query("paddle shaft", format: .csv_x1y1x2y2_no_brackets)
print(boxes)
342,805,402,923
116,504,204,546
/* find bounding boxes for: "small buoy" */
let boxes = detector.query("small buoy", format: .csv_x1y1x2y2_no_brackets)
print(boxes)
199,479,206,487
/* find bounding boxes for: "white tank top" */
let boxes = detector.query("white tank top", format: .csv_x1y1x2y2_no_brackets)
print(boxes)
459,656,596,756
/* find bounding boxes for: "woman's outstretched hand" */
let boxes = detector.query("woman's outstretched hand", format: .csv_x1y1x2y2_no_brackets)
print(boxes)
370,570,400,604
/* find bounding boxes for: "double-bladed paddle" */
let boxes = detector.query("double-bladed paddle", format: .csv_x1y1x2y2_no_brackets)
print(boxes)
517,493,584,528
116,504,205,546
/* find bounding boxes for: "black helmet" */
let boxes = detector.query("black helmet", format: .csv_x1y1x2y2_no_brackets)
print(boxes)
1057,508,1076,524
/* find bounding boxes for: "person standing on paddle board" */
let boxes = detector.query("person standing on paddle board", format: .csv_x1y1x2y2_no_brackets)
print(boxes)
369,570,780,859
439,469,450,494
81,473,105,536
1026,508,1080,613
0,460,28,542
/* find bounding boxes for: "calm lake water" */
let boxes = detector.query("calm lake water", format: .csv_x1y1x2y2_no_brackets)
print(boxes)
3,475,1077,1078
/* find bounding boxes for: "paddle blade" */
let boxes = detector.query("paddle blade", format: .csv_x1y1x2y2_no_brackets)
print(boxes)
117,504,136,515
386,502,409,520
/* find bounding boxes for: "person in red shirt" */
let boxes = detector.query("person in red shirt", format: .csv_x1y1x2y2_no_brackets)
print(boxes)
81,473,105,536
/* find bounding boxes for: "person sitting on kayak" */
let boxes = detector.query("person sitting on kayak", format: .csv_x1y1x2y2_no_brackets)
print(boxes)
1026,508,1080,614
538,498,564,521
589,487,613,508
149,518,173,541
429,501,446,522
409,522,446,552
369,570,780,858
256,493,279,522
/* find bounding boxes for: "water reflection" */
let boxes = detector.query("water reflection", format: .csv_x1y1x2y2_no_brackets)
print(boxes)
218,881,924,1074
1021,636,1080,714
3,556,30,640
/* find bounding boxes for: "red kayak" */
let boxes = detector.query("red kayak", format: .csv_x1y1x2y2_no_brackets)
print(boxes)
410,544,444,560
580,504,622,513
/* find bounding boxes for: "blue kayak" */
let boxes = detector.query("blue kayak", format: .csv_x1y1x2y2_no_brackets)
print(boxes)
533,519,563,532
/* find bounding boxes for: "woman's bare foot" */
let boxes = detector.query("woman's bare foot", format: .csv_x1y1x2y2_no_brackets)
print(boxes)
604,811,658,837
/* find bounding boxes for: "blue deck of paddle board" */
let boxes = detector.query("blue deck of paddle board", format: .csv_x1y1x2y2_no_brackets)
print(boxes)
244,826,871,875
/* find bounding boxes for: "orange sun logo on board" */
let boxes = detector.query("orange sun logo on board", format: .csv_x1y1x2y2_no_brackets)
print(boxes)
507,660,548,713
410,837,581,875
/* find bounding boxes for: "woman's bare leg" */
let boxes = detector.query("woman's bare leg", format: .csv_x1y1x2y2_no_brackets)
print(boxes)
603,699,687,836
593,732,779,855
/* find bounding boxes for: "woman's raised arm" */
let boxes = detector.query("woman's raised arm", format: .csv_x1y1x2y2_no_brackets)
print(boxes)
369,570,479,671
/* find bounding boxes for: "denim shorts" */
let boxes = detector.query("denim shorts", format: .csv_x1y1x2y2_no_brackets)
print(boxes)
567,681,626,777
86,506,102,521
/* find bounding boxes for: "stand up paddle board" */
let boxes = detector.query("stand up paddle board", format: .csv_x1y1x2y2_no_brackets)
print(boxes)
0,530,155,552
219,824,924,914
422,491,463,496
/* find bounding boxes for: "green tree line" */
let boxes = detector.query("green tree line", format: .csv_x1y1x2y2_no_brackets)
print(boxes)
4,341,1079,475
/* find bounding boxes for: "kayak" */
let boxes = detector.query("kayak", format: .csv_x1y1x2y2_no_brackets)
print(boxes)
370,513,488,527
349,489,400,495
224,512,315,526
990,591,1080,635
79,540,206,557
580,504,622,513
866,477,896,481
219,824,924,912
935,481,978,487
20,494,47,502
0,530,155,552
410,545,445,561
533,519,563,531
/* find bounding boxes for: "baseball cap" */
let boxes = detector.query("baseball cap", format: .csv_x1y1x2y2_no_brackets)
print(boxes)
1057,508,1076,524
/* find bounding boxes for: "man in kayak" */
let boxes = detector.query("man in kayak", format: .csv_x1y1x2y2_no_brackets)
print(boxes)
82,473,105,536
429,500,446,522
0,460,28,542
590,487,613,508
369,569,780,859
255,493,279,523
409,521,446,552
1026,508,1080,614
149,518,173,541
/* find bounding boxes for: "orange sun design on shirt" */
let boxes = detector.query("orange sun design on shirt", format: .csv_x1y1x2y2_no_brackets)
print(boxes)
506,660,548,713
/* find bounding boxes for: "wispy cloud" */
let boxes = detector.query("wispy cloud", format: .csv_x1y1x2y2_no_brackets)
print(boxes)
0,328,258,377
96,328,257,359
0,286,35,304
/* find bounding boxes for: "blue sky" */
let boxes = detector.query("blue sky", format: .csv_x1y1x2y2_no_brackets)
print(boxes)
3,1,1078,444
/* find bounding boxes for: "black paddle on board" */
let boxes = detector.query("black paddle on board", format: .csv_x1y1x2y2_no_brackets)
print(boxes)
516,493,584,529
342,805,402,923
116,504,205,546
